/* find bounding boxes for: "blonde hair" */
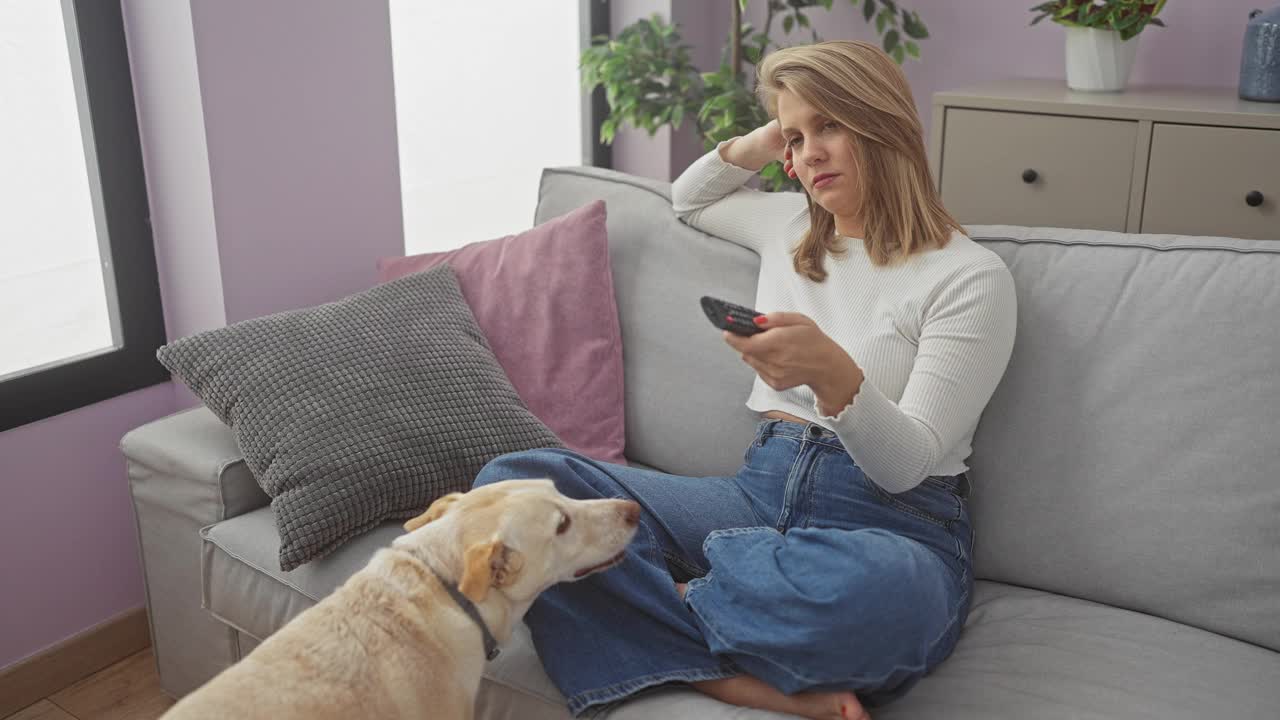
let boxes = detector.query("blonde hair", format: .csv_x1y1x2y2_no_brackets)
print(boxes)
755,41,963,278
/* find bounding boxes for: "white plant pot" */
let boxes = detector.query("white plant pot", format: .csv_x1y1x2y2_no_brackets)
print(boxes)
1064,26,1140,92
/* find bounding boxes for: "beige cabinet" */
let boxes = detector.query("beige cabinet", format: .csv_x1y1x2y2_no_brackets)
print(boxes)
930,79,1280,241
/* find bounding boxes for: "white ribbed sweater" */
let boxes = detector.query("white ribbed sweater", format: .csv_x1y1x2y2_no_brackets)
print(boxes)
671,138,1017,493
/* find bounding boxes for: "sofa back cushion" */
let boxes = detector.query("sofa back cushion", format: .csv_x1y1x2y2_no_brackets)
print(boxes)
534,167,761,479
964,224,1280,653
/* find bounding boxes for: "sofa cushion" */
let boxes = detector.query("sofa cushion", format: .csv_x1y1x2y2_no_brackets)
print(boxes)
158,264,564,570
962,225,1280,654
869,582,1280,720
200,506,1280,720
377,199,628,466
600,582,1280,720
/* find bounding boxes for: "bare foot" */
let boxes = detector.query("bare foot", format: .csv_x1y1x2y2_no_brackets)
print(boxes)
692,676,868,720
790,689,868,720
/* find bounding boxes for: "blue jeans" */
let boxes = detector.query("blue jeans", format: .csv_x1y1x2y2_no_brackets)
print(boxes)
472,419,974,717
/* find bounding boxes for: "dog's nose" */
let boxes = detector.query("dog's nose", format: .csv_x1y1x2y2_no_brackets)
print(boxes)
620,501,640,527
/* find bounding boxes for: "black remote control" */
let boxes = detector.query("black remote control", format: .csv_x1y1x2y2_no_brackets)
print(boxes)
700,296,765,336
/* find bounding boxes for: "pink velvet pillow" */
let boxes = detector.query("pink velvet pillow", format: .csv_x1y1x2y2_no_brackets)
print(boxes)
376,200,627,465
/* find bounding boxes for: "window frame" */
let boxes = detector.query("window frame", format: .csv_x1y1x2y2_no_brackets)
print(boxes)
0,0,168,432
581,0,612,169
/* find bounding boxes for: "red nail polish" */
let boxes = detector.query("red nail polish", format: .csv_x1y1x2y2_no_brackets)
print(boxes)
753,315,766,325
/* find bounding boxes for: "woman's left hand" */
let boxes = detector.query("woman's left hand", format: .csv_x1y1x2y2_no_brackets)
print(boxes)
724,312,865,414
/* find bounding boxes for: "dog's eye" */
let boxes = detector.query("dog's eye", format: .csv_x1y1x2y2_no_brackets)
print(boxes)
556,514,571,535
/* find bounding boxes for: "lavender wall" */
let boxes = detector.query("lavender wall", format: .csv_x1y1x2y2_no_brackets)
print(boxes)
617,0,1266,179
607,1,676,181
607,1,732,184
0,384,175,670
0,0,402,671
190,0,404,325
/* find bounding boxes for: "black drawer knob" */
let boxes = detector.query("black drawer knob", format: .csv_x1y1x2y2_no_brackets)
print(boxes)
1021,168,1038,184
1246,190,1264,207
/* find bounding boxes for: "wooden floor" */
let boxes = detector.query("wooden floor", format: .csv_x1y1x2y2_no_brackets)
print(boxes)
3,650,173,720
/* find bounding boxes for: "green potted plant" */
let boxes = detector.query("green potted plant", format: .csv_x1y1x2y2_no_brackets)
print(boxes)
580,0,930,191
1029,0,1167,92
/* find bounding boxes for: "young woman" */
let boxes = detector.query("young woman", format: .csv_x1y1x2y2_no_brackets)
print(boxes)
473,41,1017,720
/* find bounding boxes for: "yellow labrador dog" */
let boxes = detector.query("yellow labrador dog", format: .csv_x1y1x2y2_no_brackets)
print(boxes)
160,478,640,720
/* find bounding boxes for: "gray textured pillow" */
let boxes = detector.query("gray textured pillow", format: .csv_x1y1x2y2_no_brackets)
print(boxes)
156,263,565,570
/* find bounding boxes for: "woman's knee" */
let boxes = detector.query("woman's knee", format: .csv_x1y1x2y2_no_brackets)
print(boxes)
472,447,619,500
688,527,959,690
474,448,568,489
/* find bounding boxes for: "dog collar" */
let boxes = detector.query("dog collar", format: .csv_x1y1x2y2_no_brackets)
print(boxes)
429,565,501,661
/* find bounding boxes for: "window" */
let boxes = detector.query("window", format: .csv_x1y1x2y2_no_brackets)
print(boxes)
388,0,611,255
0,0,167,432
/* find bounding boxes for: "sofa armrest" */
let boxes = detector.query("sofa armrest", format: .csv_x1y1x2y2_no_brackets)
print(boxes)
121,406,268,697
122,406,267,523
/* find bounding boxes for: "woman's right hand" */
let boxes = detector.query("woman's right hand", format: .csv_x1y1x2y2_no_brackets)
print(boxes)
722,119,789,173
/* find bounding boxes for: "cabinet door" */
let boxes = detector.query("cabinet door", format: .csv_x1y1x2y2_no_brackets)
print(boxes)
940,108,1138,231
1141,124,1280,241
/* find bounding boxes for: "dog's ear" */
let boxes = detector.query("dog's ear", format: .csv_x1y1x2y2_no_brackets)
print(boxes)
403,492,464,532
459,538,525,603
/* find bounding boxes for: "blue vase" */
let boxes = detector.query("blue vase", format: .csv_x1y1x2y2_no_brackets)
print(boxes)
1240,6,1280,102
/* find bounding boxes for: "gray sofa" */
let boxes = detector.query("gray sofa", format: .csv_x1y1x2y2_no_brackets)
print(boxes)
123,165,1280,719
